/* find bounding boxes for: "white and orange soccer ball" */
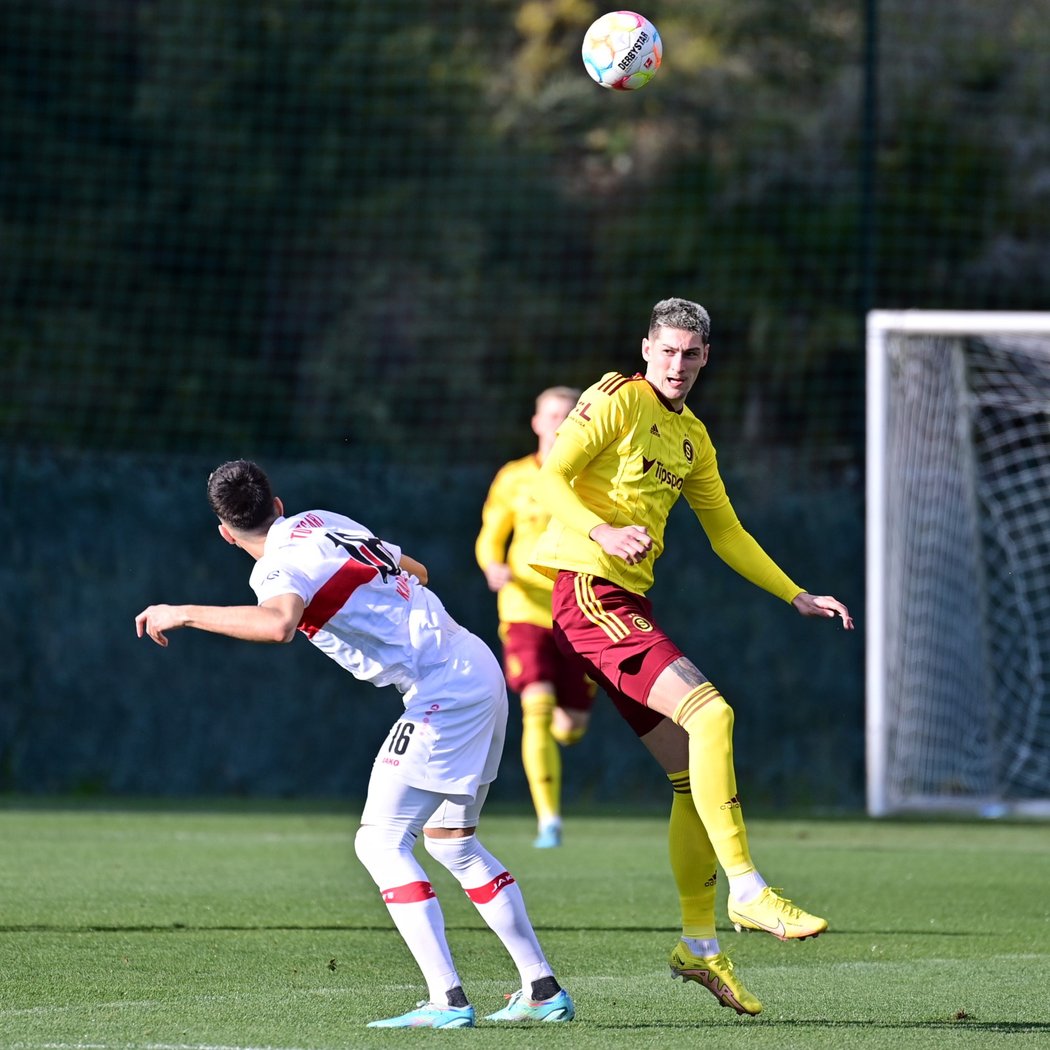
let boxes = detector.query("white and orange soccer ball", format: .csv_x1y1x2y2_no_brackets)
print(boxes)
581,10,662,91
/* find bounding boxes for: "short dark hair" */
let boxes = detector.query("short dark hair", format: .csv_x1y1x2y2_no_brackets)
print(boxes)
207,459,276,532
649,298,711,343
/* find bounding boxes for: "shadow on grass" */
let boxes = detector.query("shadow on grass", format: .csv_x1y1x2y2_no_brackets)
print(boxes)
590,1020,1050,1032
588,1016,1050,1033
4,922,672,935
0,922,990,938
787,1021,1050,1032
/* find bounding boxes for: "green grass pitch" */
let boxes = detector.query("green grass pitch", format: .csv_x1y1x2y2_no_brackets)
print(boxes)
1,800,1048,1049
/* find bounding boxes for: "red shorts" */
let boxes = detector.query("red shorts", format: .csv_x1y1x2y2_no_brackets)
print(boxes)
550,571,683,737
499,621,597,713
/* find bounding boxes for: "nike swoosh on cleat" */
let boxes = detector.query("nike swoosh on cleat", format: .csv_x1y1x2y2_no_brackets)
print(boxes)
736,914,787,938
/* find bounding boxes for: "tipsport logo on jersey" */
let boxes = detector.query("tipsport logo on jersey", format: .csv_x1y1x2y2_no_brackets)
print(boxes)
641,455,685,490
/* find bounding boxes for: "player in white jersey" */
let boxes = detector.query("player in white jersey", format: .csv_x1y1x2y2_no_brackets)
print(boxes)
135,459,574,1029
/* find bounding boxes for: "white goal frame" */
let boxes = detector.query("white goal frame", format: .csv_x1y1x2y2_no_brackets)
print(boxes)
867,310,1050,817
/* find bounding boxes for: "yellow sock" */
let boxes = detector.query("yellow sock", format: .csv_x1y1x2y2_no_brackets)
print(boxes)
672,684,754,878
667,770,718,939
520,687,560,825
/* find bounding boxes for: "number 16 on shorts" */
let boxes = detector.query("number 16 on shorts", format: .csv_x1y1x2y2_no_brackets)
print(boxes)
383,720,415,765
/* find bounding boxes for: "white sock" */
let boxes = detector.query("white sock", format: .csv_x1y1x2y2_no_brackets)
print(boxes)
354,824,463,1005
425,834,552,988
382,892,461,1005
728,869,768,903
682,935,721,958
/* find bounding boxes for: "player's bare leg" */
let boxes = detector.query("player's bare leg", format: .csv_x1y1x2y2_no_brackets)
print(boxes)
550,705,590,747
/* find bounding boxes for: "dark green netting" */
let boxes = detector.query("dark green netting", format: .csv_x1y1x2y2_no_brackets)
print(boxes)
1,1,1046,802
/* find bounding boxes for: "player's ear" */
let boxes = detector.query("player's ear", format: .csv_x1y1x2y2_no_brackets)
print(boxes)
700,343,710,367
273,496,284,517
641,337,652,361
218,523,237,545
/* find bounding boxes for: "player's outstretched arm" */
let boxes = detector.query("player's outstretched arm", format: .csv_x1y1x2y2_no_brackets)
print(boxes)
791,592,854,630
135,593,305,647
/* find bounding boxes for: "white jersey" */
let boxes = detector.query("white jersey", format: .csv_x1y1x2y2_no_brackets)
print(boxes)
250,510,466,693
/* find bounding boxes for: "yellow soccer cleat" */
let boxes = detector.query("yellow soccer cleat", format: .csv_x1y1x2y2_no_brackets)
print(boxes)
728,887,828,941
668,942,762,1016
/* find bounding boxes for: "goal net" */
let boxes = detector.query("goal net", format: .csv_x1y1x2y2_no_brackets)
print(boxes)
867,311,1050,817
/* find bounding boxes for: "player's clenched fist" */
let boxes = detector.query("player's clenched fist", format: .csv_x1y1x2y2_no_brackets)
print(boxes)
589,523,653,565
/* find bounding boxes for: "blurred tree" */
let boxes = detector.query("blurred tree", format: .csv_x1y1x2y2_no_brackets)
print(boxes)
1,0,1047,471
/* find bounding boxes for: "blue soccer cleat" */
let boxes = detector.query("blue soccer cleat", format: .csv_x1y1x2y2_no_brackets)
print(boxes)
367,1001,476,1028
533,823,563,849
485,988,575,1023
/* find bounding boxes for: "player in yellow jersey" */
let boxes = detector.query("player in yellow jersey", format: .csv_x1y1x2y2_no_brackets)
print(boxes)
476,387,597,849
530,298,853,1017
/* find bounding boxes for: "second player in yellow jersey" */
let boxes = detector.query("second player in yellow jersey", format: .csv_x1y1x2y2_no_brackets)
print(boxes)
475,387,596,849
477,453,561,628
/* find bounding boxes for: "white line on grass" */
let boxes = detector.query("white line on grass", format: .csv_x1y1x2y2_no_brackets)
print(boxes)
1,985,373,1020
8,1043,316,1050
1,1001,166,1018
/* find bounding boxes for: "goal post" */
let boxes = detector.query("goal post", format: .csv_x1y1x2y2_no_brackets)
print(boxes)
867,311,1050,817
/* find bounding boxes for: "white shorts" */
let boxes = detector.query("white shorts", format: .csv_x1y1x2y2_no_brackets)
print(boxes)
365,631,508,802
359,779,491,832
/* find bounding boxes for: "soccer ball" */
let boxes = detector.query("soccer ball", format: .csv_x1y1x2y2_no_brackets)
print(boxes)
581,11,662,91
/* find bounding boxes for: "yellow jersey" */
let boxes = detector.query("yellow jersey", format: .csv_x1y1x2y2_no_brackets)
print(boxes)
529,372,803,602
475,453,556,627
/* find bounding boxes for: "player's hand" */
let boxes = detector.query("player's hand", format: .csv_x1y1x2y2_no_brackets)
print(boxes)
590,523,653,565
791,592,854,629
135,604,186,647
483,563,513,592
